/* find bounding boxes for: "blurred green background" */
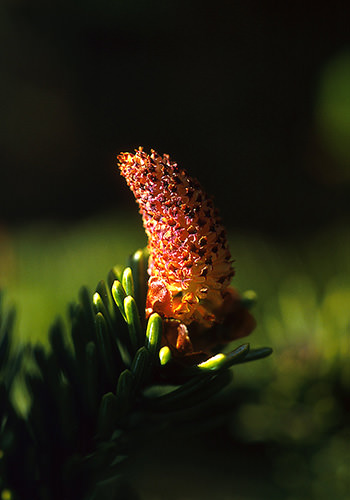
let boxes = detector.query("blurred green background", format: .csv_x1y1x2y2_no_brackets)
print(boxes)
1,1,350,499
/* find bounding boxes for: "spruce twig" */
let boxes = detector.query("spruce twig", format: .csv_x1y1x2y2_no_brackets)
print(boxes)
0,249,271,500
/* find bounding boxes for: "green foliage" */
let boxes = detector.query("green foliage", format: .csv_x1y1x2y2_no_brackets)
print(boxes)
225,231,350,499
0,249,270,500
4,219,350,498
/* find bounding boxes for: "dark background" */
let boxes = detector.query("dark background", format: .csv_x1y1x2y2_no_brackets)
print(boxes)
1,0,350,235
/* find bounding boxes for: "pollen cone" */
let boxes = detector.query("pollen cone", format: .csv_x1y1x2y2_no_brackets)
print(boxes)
118,147,255,359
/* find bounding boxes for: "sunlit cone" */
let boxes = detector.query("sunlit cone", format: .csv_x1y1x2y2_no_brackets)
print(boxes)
118,147,256,361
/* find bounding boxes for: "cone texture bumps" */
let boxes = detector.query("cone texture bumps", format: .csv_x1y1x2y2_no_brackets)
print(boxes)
118,148,256,358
